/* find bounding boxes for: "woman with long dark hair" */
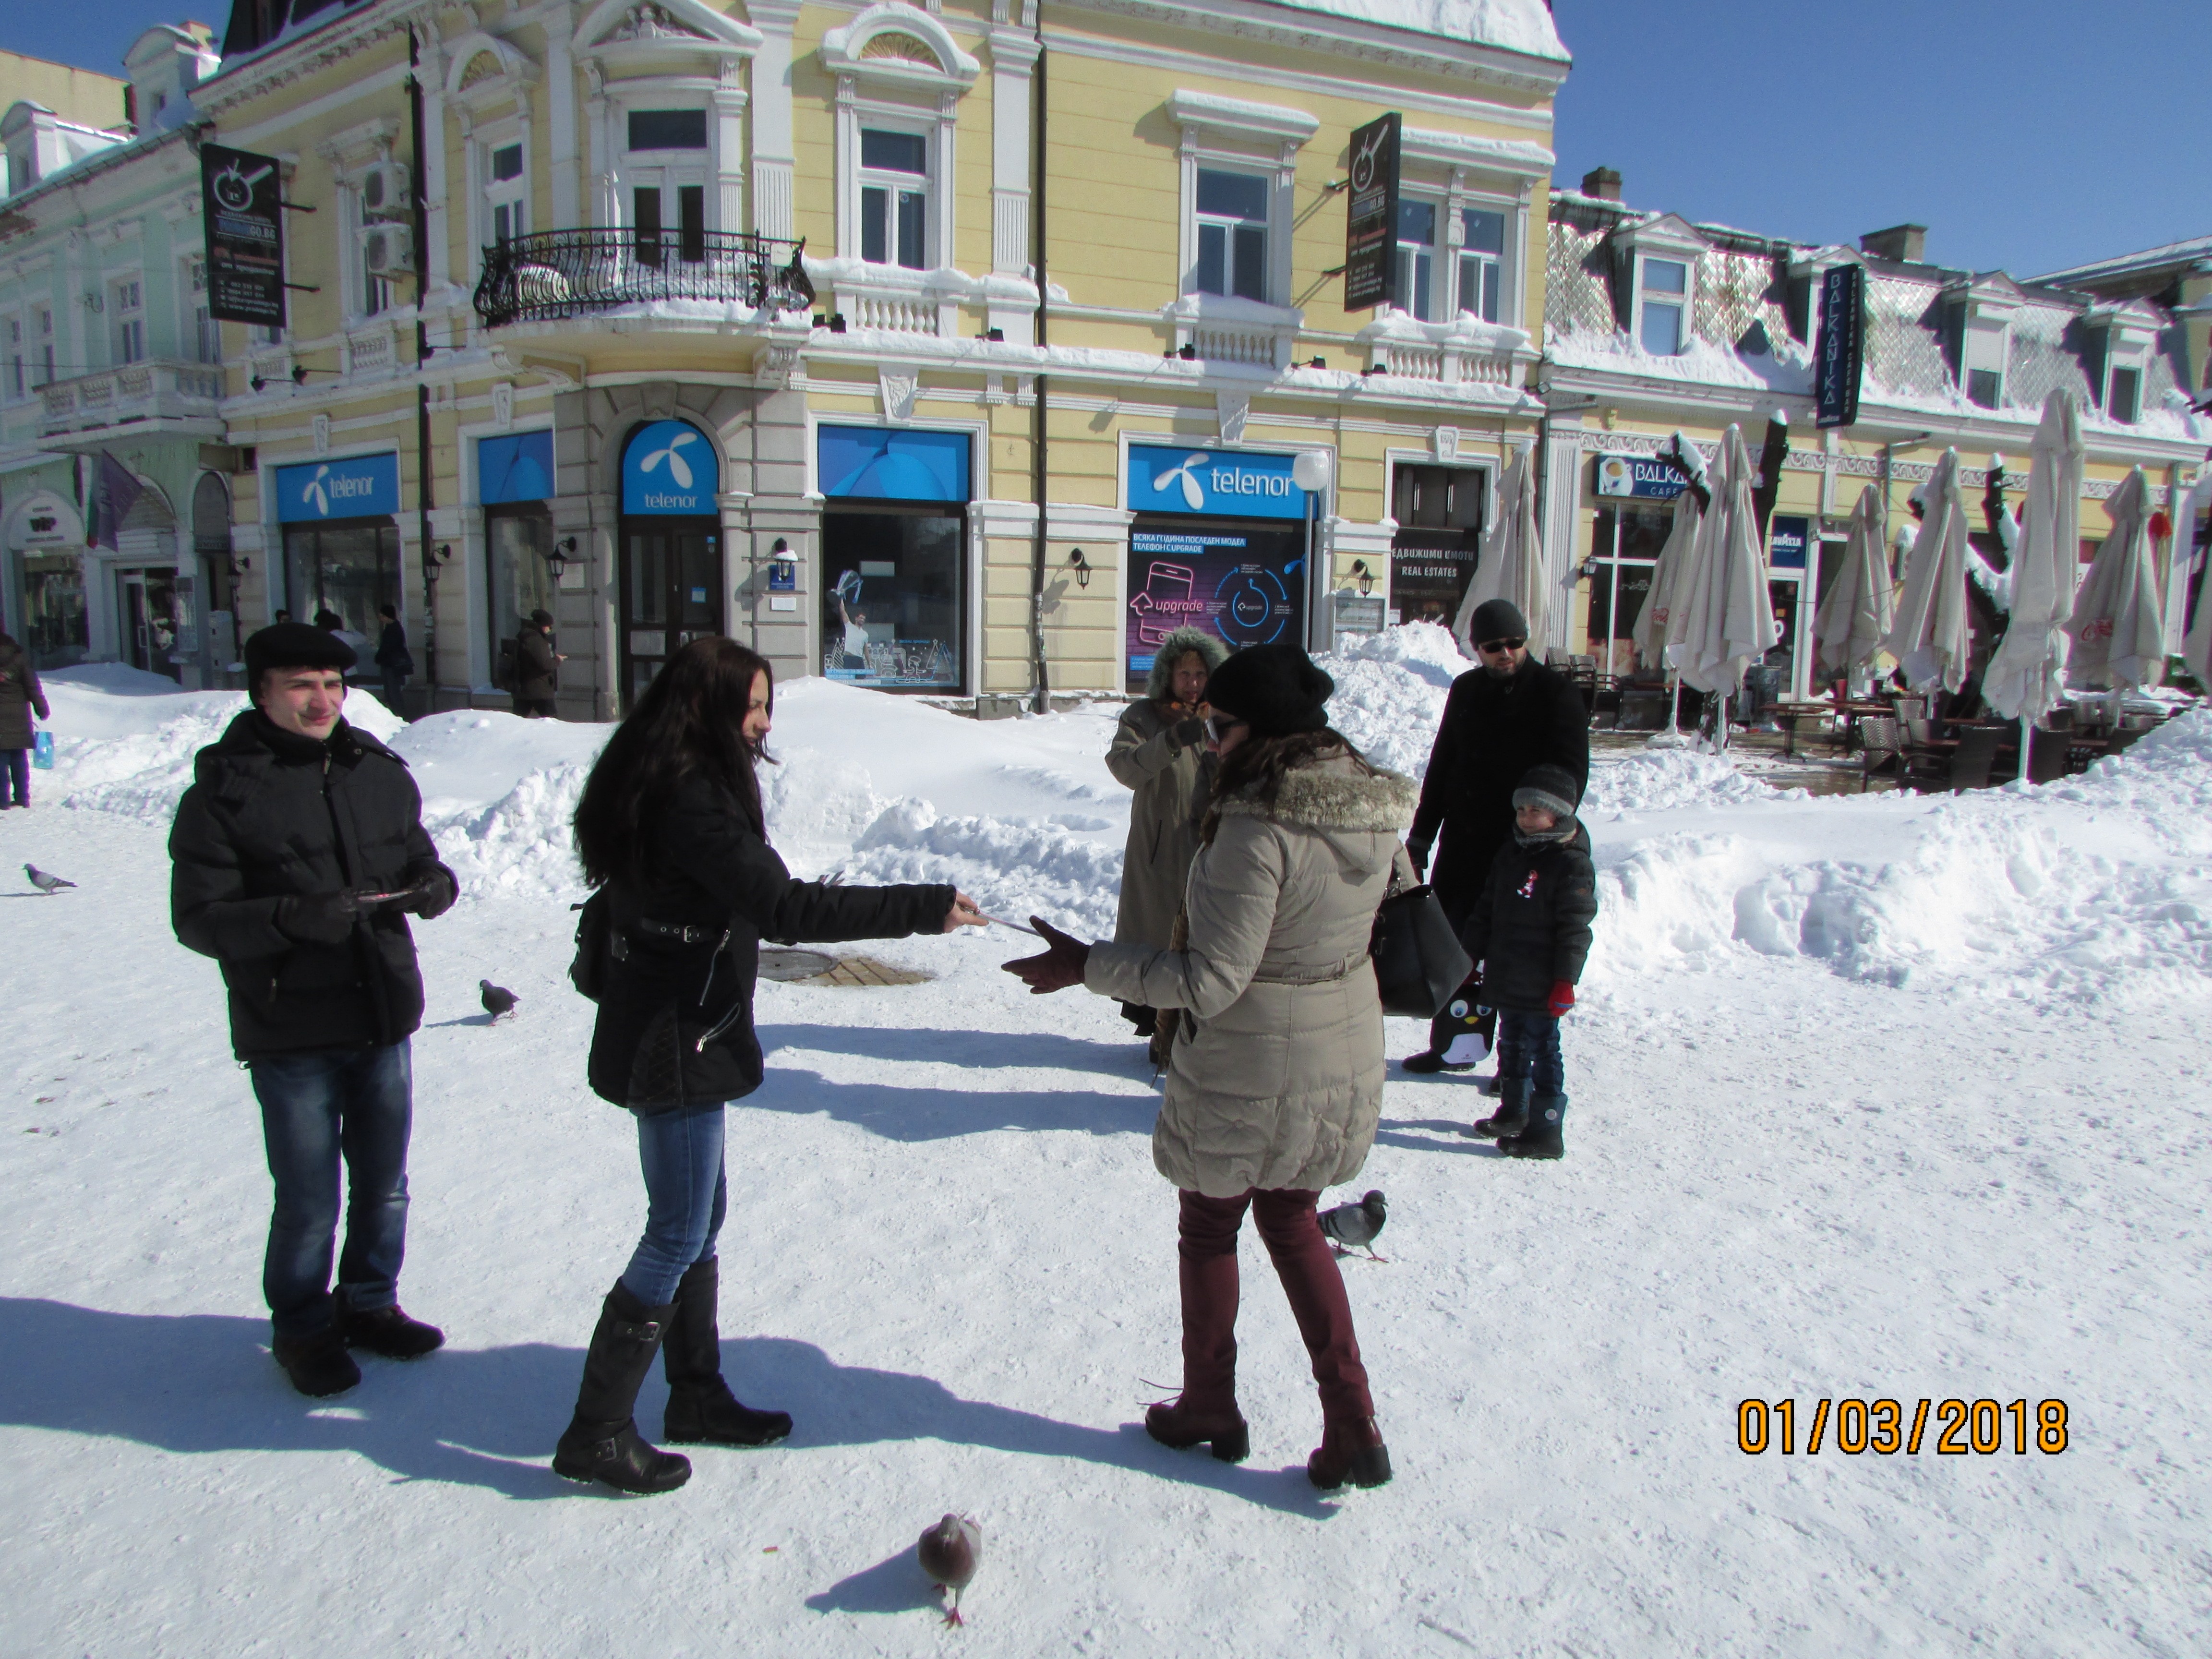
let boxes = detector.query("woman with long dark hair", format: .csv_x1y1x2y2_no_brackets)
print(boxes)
559,637,984,1493
1006,642,1415,1490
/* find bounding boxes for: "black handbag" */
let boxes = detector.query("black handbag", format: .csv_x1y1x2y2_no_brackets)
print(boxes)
1369,866,1474,1019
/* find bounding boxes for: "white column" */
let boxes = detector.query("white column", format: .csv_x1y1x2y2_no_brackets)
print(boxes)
548,35,579,227
748,0,800,241
987,23,1037,283
1539,416,1585,656
420,32,452,299
712,68,746,232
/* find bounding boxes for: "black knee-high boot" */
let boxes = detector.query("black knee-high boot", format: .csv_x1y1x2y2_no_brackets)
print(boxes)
661,1257,793,1447
552,1281,692,1494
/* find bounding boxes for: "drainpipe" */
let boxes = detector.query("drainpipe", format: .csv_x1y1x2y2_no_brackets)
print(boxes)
1027,15,1051,714
409,26,437,708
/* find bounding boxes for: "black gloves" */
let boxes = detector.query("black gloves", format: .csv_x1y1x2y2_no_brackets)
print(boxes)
276,890,364,944
1171,716,1208,751
394,867,457,920
1407,840,1432,880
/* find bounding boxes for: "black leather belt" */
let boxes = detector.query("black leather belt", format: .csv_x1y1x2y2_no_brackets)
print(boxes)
633,915,718,946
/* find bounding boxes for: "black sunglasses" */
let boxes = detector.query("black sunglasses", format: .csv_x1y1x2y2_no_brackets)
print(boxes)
1204,713,1248,744
1478,636,1527,653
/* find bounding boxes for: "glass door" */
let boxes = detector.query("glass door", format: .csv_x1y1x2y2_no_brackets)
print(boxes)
620,521,721,704
119,567,183,681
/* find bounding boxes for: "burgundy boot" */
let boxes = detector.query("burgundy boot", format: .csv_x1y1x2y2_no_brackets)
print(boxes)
1250,1190,1394,1491
1145,1192,1250,1463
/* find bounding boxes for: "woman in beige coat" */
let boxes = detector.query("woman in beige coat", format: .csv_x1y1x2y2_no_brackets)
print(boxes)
1008,642,1414,1491
1105,625,1226,1039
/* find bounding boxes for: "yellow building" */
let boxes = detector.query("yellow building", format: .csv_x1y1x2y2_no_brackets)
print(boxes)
193,0,1568,716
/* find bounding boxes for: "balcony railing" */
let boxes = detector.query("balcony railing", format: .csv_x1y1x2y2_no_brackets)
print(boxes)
474,228,814,327
39,360,225,436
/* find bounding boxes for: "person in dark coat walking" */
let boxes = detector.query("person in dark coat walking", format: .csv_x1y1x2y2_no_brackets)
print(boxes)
373,603,412,718
514,609,561,718
0,629,49,808
168,623,458,1397
559,636,986,1494
1458,764,1598,1158
1402,599,1589,1075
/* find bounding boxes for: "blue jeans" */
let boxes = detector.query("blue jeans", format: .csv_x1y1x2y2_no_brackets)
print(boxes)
247,1042,413,1338
1494,1010,1565,1096
1,749,27,806
621,1103,729,1307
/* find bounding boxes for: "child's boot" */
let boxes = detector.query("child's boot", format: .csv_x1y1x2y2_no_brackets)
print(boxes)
1502,1094,1567,1159
1467,1075,1531,1140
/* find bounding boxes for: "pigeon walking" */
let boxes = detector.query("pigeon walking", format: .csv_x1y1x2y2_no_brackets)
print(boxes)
1318,1190,1388,1261
479,980,518,1020
917,1513,980,1626
24,865,75,896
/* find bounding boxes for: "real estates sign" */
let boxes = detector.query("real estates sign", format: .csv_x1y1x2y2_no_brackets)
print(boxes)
1342,113,1402,312
200,144,288,328
1814,263,1865,429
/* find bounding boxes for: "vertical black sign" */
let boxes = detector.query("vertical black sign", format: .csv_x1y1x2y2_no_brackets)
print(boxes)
1343,113,1402,312
201,143,287,328
1814,263,1864,429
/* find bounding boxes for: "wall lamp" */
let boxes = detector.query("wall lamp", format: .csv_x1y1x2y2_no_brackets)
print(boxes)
980,326,1004,342
249,364,327,391
1067,546,1091,588
1308,356,1327,370
1177,343,1198,361
423,543,452,583
1349,559,1373,596
548,535,577,581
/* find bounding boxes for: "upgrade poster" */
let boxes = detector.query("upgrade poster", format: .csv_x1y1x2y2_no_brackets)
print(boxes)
1125,523,1305,692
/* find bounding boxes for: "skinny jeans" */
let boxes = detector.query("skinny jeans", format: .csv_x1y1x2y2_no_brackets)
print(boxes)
620,1101,729,1307
1494,1009,1565,1095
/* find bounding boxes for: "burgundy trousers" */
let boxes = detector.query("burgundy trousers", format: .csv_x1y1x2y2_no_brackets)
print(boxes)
1176,1188,1375,1424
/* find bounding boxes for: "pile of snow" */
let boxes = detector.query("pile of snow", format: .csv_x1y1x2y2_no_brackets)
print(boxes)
1585,748,1801,814
1315,622,1462,777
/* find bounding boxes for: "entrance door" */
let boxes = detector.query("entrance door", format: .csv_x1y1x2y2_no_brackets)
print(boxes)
119,567,182,681
620,522,721,704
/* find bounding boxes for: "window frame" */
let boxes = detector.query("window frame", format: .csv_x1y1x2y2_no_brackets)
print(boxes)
1390,195,1443,321
856,122,933,272
4,312,24,401
110,274,146,366
835,91,959,276
181,254,219,366
482,129,529,254
1190,163,1274,304
1455,203,1509,325
1635,255,1691,357
36,305,55,387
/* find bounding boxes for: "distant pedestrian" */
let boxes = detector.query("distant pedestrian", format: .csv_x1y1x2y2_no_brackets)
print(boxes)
373,603,412,718
1105,625,1226,1043
168,623,458,1397
1458,764,1597,1158
1403,599,1588,1077
558,637,986,1493
514,608,562,718
0,629,49,809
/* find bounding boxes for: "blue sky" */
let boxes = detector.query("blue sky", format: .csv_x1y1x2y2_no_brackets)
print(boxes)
10,0,2207,279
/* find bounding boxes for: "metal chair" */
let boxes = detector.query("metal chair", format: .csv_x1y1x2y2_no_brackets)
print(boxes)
1947,725,2004,790
1859,716,1903,791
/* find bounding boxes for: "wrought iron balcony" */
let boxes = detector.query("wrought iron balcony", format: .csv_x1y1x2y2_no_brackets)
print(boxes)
473,228,815,327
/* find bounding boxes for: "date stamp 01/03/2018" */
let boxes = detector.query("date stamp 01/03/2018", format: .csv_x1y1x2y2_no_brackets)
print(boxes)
1737,1398,2071,1456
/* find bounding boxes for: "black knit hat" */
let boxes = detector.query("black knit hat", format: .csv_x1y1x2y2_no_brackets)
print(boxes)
244,621,356,685
1203,641,1333,738
1469,599,1528,646
529,608,554,627
1512,762,1581,820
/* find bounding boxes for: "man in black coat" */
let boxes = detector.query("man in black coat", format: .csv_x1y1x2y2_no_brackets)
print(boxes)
170,623,458,1397
1402,599,1589,1073
514,608,562,718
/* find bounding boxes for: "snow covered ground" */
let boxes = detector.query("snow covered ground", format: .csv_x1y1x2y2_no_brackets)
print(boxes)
2,640,2207,1657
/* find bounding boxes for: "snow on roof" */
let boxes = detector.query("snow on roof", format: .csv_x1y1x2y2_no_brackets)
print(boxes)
1260,0,1568,60
2034,235,2212,287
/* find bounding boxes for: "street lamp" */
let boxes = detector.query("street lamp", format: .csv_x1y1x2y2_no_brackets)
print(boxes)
548,536,577,582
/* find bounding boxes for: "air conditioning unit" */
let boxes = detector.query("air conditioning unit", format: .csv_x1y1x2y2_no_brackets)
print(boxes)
361,223,415,277
359,160,412,221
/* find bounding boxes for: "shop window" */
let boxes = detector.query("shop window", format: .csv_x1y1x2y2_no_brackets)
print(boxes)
1458,207,1505,323
487,507,555,675
1394,199,1439,321
1191,168,1269,302
22,553,89,669
1638,258,1688,355
627,109,707,151
2106,364,2140,424
486,141,526,247
859,128,929,270
112,278,145,365
283,522,400,642
1389,463,1485,626
1584,506,1672,677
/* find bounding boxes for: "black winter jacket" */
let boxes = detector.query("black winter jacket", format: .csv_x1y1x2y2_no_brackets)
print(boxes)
1459,821,1598,1014
374,621,412,674
169,712,452,1058
516,626,558,700
1409,659,1589,925
0,636,49,750
587,776,954,1111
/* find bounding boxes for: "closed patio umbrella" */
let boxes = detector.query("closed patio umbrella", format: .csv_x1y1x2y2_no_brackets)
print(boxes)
1453,445,1544,656
1883,447,1972,693
1671,424,1776,720
1634,488,1700,669
2068,466,2165,692
1812,484,1893,680
2182,472,2212,691
1984,390,2083,729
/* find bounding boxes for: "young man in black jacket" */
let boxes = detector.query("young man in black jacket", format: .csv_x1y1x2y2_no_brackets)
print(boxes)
1403,599,1590,1075
169,624,458,1396
1457,764,1598,1159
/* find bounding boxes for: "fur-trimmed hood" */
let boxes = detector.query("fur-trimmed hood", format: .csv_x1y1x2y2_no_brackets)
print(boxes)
1216,754,1419,839
1144,626,1230,701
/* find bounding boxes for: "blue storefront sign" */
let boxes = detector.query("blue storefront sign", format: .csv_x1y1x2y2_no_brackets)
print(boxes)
622,420,720,515
818,426,973,502
275,452,400,522
1126,445,1310,520
1769,514,1810,570
479,430,554,505
1594,453,1689,502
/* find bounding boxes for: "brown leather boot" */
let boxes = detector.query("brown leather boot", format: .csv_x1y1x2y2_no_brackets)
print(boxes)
1146,1206,1248,1462
1307,1415,1393,1490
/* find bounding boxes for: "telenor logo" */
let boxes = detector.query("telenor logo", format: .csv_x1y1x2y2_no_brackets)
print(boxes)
302,465,331,516
637,428,698,491
1153,452,1210,510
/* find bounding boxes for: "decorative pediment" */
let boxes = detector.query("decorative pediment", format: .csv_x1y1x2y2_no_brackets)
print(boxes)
819,4,980,92
1612,212,1709,260
445,32,539,114
574,0,763,67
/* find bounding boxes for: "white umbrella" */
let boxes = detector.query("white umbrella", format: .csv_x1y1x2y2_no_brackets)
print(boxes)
1670,424,1776,703
1634,488,1700,670
1984,390,2083,726
2182,471,2212,691
1453,446,1544,655
1883,447,1972,693
2069,467,2166,691
1812,484,1893,680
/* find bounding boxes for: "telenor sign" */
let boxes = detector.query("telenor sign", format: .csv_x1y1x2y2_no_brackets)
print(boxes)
1126,445,1311,520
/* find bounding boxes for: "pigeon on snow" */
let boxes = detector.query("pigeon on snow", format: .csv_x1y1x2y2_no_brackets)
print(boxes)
1318,1190,1388,1260
917,1513,981,1626
24,865,76,896
480,981,519,1020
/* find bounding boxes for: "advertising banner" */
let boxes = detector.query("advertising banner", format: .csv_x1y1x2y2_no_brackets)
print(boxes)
819,426,973,502
1595,453,1691,501
1124,523,1305,692
1814,263,1865,429
1769,514,1810,570
478,430,554,505
1125,445,1310,520
622,421,719,514
200,143,288,328
275,452,401,522
1343,113,1402,312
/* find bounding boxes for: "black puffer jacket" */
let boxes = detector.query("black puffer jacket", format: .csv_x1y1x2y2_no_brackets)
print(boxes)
588,776,954,1111
1459,820,1598,1014
169,712,452,1058
1409,659,1589,926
